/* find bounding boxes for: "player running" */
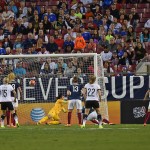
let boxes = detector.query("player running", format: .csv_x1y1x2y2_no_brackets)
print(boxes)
65,76,83,127
7,72,22,127
37,93,67,125
0,77,19,128
81,75,103,129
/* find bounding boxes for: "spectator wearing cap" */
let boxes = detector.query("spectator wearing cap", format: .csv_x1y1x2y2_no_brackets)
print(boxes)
74,32,86,52
101,45,112,62
46,36,58,53
0,42,6,55
93,13,103,27
63,36,74,53
80,26,92,42
64,27,77,41
110,3,119,19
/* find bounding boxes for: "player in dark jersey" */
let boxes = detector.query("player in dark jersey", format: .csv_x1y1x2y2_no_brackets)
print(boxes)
65,76,83,127
7,72,22,127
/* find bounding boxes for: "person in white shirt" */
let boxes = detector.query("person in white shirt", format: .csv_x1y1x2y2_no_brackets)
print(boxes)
81,75,103,129
64,27,77,42
144,19,150,28
0,77,19,128
101,45,112,62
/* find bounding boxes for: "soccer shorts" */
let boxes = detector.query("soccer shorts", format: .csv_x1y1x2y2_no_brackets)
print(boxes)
87,111,97,121
1,102,14,111
148,102,150,110
85,101,99,109
68,99,82,110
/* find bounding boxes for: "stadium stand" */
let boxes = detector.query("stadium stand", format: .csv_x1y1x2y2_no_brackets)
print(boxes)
0,0,149,77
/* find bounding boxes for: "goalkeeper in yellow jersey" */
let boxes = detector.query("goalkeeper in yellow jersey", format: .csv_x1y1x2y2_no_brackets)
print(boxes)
37,94,67,125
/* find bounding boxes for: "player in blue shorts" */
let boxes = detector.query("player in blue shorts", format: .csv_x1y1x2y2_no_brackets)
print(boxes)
65,76,83,126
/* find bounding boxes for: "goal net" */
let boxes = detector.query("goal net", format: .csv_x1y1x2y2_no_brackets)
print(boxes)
0,53,108,125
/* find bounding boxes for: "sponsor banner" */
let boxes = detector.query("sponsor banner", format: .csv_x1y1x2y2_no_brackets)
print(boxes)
22,76,149,101
105,76,149,100
121,100,150,124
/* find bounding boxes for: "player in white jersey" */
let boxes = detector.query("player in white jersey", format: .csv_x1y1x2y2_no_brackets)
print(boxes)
0,77,19,128
81,75,103,129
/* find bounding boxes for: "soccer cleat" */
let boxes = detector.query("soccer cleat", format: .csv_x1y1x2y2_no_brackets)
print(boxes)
80,125,85,128
144,123,147,126
16,123,20,127
99,125,103,129
65,124,71,127
1,125,5,128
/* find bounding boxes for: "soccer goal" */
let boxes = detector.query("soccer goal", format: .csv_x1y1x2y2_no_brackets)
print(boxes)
0,53,108,125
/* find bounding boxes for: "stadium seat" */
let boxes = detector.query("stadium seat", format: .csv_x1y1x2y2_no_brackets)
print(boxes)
137,23,145,28
135,28,144,33
137,3,149,9
143,14,150,18
37,1,48,6
126,4,137,9
49,1,58,6
136,9,145,14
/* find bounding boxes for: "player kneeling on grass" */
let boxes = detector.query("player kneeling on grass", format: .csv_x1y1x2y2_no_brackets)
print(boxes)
0,77,19,128
82,107,115,125
37,94,67,125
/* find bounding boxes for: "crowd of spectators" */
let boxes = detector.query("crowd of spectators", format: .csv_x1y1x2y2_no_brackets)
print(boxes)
0,0,150,78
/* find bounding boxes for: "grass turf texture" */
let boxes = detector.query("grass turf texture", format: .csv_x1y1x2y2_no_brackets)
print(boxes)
0,124,149,150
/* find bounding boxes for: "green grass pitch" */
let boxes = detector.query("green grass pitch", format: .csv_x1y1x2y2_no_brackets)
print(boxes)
0,124,149,150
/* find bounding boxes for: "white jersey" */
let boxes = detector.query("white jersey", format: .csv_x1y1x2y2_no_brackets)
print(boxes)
84,83,101,101
0,84,14,102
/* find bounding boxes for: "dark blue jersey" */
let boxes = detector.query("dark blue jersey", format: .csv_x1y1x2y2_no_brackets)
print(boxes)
9,80,20,97
67,84,83,100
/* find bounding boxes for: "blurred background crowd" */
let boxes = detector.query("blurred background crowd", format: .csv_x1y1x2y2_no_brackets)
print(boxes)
0,0,149,77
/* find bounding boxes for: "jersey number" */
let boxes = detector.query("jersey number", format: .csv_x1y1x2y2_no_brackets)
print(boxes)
87,88,95,97
73,86,79,92
2,90,7,97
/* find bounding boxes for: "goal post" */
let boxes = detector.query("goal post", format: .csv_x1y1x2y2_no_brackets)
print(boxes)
0,53,108,124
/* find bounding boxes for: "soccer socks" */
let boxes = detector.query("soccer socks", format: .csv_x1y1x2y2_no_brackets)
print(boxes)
144,112,150,124
6,110,10,125
77,113,82,125
82,114,88,126
91,119,99,125
97,114,102,125
1,115,5,127
13,113,18,124
68,112,72,124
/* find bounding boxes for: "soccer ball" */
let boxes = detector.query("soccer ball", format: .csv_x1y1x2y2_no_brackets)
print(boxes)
29,80,36,86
